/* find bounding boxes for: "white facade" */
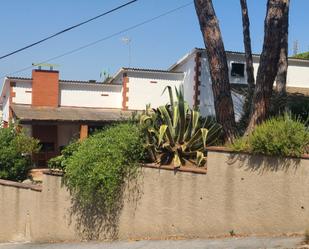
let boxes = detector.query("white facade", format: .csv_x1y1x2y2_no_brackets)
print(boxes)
286,60,309,88
59,82,122,109
1,83,10,122
123,70,184,110
1,48,309,125
12,81,32,105
170,52,197,108
170,49,309,119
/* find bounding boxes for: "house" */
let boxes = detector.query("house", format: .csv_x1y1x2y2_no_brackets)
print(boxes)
1,48,309,166
168,48,309,119
0,68,183,166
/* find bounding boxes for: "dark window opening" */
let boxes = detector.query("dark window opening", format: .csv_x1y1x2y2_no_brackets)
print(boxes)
88,125,105,135
39,142,55,152
231,63,245,77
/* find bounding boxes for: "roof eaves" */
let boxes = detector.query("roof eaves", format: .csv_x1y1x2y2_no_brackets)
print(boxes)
196,48,309,62
168,48,198,71
60,79,104,84
6,76,32,81
122,67,183,74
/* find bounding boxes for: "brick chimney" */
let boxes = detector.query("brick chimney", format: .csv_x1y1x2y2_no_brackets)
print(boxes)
32,69,59,107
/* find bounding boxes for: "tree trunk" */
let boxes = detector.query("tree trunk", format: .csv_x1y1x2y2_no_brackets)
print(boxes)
246,0,288,133
240,0,255,92
275,0,289,98
239,0,255,128
194,0,236,142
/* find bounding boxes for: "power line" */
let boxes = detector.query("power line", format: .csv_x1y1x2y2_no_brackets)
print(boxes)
0,0,138,60
0,1,193,80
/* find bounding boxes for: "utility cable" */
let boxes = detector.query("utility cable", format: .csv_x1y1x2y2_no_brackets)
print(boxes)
0,1,193,80
0,0,138,60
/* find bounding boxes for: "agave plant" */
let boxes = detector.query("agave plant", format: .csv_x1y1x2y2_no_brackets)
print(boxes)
140,86,221,168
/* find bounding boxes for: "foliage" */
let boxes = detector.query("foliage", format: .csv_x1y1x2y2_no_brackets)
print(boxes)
48,140,80,171
288,96,309,125
63,123,144,213
293,51,309,60
0,125,40,181
140,86,221,167
231,114,309,157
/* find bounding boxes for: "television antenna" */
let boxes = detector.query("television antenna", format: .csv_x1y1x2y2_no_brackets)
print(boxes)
32,63,59,71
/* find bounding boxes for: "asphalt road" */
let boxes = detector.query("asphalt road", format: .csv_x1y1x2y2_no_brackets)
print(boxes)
0,237,306,249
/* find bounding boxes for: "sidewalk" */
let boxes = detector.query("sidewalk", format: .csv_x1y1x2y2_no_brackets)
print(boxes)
0,236,307,249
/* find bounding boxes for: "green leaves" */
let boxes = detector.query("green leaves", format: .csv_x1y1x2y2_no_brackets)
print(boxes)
231,114,309,157
158,125,168,145
0,125,40,181
63,123,144,211
140,86,222,167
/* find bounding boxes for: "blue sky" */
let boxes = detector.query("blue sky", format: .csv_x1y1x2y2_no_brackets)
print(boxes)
0,0,308,84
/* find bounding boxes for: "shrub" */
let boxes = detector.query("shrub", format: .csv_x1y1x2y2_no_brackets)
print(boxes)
140,86,221,167
231,114,309,157
288,96,309,125
0,125,40,181
48,140,80,171
64,123,144,211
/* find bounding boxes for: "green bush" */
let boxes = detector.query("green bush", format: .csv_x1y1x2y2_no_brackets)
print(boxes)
288,97,309,125
293,51,309,60
0,125,40,181
48,140,80,171
64,123,144,211
231,114,309,157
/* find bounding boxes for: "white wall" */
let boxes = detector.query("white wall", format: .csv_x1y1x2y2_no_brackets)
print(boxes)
59,83,122,109
287,61,309,88
227,54,251,85
126,72,183,110
199,55,215,117
171,53,196,108
227,54,309,89
12,81,32,105
2,88,10,122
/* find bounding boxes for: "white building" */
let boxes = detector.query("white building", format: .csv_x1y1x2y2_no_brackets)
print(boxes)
169,48,309,119
0,68,183,166
1,48,309,166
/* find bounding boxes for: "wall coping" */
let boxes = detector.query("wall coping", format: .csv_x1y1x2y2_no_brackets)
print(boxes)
43,165,207,176
206,146,309,160
43,169,64,177
0,179,42,192
142,163,207,174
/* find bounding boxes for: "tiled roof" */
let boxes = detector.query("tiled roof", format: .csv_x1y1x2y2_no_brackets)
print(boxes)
11,104,133,122
6,76,117,85
195,48,309,61
122,67,183,74
7,76,32,81
59,79,105,84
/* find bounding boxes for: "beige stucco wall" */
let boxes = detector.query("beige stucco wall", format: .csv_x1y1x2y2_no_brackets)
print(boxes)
1,151,309,242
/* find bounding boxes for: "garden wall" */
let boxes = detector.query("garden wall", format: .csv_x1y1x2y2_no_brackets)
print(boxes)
1,149,309,242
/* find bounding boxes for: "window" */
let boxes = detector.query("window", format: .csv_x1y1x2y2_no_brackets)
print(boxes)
231,63,245,77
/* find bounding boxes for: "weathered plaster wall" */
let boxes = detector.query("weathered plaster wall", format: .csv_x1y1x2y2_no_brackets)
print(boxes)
59,83,122,109
0,151,309,242
12,81,32,105
126,72,183,110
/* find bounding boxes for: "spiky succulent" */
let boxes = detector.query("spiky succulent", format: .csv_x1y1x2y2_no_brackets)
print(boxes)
140,86,221,167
